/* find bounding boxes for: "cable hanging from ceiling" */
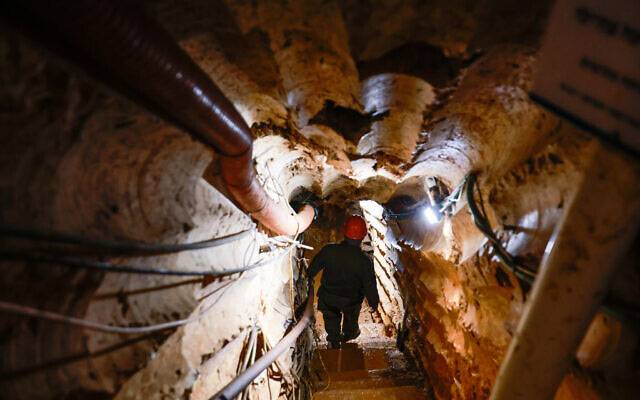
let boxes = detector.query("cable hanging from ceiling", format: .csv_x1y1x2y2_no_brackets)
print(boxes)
1,250,261,277
0,235,308,276
0,224,275,276
0,278,239,335
0,244,296,334
0,225,253,255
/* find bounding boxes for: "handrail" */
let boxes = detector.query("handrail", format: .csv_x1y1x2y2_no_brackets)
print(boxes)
209,285,315,400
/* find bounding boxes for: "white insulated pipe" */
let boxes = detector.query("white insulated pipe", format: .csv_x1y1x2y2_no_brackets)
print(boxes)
396,46,560,258
404,46,558,190
251,0,362,127
491,140,640,399
358,73,435,162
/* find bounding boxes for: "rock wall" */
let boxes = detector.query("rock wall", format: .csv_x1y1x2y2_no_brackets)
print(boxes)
397,122,639,399
0,2,407,398
1,1,636,399
0,28,297,399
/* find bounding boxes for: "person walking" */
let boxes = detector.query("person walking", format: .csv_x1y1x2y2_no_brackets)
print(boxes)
308,215,380,349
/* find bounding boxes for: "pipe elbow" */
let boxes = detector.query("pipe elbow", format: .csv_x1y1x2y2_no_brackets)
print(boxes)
222,163,314,236
253,203,315,237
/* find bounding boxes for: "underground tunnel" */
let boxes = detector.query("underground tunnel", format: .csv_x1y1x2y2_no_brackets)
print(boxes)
1,0,639,399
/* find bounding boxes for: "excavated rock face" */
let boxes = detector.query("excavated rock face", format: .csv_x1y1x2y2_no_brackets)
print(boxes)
1,1,637,399
396,130,597,399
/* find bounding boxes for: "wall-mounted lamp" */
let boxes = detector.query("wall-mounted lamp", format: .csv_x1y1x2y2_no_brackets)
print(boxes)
423,205,442,225
382,176,456,250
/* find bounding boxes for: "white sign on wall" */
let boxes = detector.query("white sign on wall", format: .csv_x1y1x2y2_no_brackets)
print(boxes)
531,0,640,154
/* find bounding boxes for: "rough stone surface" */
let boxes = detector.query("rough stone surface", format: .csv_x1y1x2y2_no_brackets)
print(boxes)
1,2,637,399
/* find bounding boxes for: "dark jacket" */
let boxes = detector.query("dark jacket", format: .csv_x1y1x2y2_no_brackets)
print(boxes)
308,240,379,309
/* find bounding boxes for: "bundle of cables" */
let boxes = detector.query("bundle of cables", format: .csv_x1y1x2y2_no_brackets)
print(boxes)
0,226,269,276
465,173,537,285
0,225,302,335
466,173,639,326
0,224,307,381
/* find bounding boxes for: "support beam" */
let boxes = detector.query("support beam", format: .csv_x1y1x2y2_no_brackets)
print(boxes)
491,140,640,399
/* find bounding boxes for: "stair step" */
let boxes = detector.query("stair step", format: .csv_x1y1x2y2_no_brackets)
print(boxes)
322,373,422,391
312,385,427,400
313,344,392,373
310,339,426,399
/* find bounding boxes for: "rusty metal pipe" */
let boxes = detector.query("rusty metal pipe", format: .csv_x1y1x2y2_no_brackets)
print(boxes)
1,0,313,236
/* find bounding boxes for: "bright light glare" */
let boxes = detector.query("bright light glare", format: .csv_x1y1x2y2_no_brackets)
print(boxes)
423,206,440,224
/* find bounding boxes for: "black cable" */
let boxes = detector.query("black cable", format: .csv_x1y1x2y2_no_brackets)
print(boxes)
475,180,528,275
0,226,253,255
466,173,536,284
466,173,639,326
0,247,289,277
0,333,159,380
384,199,430,220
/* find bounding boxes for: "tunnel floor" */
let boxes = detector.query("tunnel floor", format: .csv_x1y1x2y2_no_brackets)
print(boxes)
309,343,426,400
308,290,427,399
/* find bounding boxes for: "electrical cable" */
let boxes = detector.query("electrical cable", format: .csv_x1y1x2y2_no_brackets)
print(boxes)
0,226,253,255
439,176,467,215
466,173,640,326
384,199,430,220
0,246,296,334
242,325,259,400
92,278,204,300
384,177,466,221
0,243,299,277
0,332,158,380
210,285,314,400
465,173,536,284
0,278,236,334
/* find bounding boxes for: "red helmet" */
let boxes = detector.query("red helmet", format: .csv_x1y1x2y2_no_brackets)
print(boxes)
344,215,367,240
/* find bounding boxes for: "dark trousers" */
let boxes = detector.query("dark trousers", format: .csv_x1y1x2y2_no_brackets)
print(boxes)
318,294,362,344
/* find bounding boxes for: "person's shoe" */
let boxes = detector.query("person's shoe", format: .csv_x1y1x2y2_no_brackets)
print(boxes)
328,341,341,349
341,328,361,343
